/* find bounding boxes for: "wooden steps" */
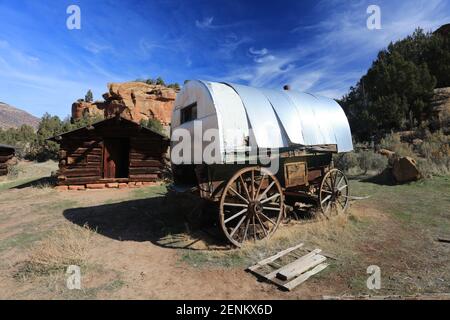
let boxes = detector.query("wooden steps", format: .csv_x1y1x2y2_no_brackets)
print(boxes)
247,243,330,291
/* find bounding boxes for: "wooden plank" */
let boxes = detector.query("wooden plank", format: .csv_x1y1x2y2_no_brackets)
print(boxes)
277,252,326,281
264,249,322,280
61,176,102,185
129,167,162,175
130,160,163,167
248,243,304,272
303,246,338,260
283,263,328,291
129,174,158,180
129,153,162,161
87,155,102,162
60,168,102,177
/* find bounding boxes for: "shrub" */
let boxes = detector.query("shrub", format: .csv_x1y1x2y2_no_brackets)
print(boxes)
6,163,22,179
379,133,415,157
334,150,387,175
357,150,387,174
334,152,358,172
140,118,166,136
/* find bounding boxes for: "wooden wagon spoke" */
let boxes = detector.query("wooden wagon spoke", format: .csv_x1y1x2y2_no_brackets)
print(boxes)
262,206,281,212
258,180,275,201
321,194,332,204
336,174,344,190
224,208,248,224
252,215,257,241
260,193,280,204
255,213,268,236
258,211,277,225
325,179,333,192
338,184,348,191
228,186,249,204
321,189,332,194
242,218,250,242
229,215,247,238
224,202,247,208
251,169,255,199
239,175,251,200
336,197,345,209
324,199,332,215
255,174,265,198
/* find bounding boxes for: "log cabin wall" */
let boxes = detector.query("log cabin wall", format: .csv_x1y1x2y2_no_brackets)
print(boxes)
0,146,15,176
53,117,169,188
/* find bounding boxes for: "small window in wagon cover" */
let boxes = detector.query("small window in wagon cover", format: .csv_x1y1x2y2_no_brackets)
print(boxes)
180,102,197,124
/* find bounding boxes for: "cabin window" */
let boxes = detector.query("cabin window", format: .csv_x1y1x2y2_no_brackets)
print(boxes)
180,102,197,124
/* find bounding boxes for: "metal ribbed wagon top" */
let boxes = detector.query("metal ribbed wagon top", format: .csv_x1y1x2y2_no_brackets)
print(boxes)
172,80,353,154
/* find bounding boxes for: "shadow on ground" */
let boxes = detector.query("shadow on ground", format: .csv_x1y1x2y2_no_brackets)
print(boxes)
12,176,56,189
351,169,397,186
63,193,231,250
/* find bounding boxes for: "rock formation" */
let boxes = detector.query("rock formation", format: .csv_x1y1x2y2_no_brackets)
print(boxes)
71,100,103,119
71,82,177,125
432,87,450,128
378,149,421,183
392,156,421,183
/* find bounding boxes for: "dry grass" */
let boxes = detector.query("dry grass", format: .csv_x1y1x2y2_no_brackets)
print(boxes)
181,211,360,269
14,224,95,279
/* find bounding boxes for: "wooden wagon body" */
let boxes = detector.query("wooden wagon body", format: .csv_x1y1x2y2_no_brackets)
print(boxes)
170,80,353,247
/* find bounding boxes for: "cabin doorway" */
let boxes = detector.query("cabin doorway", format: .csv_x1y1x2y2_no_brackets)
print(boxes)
103,138,129,178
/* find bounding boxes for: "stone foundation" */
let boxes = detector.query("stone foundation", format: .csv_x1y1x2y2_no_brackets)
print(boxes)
55,181,159,191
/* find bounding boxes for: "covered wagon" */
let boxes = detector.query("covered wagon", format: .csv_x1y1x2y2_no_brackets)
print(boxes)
170,80,353,247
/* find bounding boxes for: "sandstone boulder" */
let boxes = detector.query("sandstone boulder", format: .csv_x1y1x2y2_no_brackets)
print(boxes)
72,82,177,126
392,156,421,183
378,149,396,159
432,87,450,128
71,101,103,119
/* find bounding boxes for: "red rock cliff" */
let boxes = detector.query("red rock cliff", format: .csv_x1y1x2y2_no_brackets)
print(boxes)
72,82,177,125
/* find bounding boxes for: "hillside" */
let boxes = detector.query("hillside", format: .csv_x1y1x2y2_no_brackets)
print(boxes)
0,102,40,129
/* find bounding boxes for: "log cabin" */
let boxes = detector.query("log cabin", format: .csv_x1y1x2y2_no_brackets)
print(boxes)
48,116,169,189
0,144,16,176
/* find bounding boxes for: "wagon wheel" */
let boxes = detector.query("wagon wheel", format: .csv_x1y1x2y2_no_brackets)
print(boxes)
319,169,349,217
219,167,284,247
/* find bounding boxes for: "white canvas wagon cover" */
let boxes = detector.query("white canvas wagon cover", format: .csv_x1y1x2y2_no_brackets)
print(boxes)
171,80,353,161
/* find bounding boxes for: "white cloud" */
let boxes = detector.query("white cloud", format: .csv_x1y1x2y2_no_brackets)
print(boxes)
249,47,268,56
217,34,252,59
195,16,214,29
224,0,450,99
84,42,111,54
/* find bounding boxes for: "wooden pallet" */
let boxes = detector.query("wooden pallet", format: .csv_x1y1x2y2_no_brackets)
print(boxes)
247,243,329,291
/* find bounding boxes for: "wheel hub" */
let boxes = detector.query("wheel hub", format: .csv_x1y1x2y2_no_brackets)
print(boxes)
248,201,263,216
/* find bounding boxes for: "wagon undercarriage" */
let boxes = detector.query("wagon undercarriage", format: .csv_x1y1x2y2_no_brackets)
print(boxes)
172,154,350,247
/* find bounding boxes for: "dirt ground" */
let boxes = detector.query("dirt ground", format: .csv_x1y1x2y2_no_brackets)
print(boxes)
0,161,449,299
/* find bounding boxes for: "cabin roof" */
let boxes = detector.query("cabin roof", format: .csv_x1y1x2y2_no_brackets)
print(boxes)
47,116,169,142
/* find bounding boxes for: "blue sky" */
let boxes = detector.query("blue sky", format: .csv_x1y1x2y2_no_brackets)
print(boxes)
0,0,449,119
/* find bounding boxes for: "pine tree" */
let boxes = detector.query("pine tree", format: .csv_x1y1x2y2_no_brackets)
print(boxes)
85,89,94,102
